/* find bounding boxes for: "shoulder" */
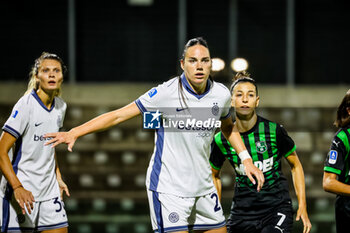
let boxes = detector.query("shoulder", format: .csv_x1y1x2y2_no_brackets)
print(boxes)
54,96,66,106
334,128,350,146
13,93,32,109
211,81,231,99
212,81,230,92
158,77,179,91
257,116,290,137
259,116,282,129
335,127,350,137
144,77,179,98
54,96,67,111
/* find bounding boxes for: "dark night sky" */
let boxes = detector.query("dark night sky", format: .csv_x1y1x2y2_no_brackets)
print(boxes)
1,0,349,84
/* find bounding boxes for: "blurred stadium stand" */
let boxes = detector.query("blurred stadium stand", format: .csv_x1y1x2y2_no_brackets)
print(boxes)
1,0,350,232
0,83,348,233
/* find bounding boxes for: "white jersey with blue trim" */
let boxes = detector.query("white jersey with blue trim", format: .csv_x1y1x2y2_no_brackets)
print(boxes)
135,74,231,197
0,90,66,201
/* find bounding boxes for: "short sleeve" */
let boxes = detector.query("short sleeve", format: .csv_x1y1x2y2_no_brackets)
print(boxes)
276,124,296,157
209,133,227,170
60,103,67,129
135,84,167,114
55,97,67,129
324,133,348,175
220,86,232,120
2,96,30,139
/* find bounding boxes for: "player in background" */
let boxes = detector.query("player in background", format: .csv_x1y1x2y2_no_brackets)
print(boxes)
0,52,69,233
44,37,264,233
210,72,311,233
323,89,350,233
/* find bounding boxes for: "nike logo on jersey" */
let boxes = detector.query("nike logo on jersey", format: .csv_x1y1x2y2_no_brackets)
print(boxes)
176,107,188,112
35,122,43,127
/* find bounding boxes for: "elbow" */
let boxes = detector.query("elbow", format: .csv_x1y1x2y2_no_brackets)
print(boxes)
213,174,221,180
322,177,333,193
211,169,221,180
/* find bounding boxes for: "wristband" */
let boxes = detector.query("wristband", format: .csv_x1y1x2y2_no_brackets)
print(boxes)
238,150,251,162
13,185,23,191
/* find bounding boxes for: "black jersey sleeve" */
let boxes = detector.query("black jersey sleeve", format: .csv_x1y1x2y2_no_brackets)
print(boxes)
276,124,296,157
209,136,226,170
324,134,348,175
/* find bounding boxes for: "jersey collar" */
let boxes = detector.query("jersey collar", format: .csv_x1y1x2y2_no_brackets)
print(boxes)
180,73,211,99
31,89,55,112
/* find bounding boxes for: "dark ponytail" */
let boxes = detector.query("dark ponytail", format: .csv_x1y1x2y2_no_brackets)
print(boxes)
230,71,258,95
334,89,350,128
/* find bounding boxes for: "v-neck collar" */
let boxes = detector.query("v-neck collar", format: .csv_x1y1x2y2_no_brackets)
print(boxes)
31,89,55,112
180,73,211,100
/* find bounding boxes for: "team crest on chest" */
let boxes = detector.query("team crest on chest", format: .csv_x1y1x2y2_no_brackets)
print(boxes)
256,141,267,153
212,103,219,116
168,212,179,223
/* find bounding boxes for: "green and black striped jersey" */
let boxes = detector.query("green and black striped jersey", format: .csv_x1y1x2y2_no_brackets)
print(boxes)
210,115,296,218
324,126,350,185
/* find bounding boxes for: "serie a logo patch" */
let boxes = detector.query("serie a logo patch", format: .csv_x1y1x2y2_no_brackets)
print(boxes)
148,88,158,98
12,110,18,118
329,150,338,164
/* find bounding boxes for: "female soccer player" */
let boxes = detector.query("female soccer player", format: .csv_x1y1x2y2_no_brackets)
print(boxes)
323,89,350,233
0,52,69,233
45,37,264,233
210,72,311,233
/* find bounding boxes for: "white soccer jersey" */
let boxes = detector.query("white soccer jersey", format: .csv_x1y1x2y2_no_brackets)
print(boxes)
135,74,231,197
0,90,66,201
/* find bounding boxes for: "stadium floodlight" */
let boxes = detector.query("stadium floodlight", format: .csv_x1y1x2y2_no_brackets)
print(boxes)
211,58,225,72
127,0,153,6
231,58,249,72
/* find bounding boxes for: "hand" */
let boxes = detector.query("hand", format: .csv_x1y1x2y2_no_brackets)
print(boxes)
45,130,76,152
57,179,70,200
296,206,312,233
13,186,35,215
243,158,265,191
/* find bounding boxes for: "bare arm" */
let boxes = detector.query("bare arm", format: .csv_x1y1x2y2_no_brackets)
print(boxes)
45,102,141,151
0,132,35,214
286,152,311,233
323,172,350,196
211,167,222,201
220,117,264,191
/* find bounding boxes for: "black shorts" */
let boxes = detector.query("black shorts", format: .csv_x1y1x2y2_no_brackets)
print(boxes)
227,202,294,233
335,196,350,233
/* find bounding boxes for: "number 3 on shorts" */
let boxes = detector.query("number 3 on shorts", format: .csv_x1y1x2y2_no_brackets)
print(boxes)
53,197,63,212
277,212,286,226
210,193,221,212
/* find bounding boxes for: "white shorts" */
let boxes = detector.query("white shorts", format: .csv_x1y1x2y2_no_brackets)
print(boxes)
0,195,68,232
147,189,226,233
